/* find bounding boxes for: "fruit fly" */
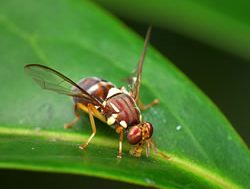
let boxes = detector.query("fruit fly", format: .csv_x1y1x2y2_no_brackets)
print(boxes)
24,26,159,158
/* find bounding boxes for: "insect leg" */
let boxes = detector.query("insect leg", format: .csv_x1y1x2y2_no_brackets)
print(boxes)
149,140,171,160
86,104,106,123
79,104,98,149
137,98,159,111
64,103,83,129
116,126,124,158
145,140,151,157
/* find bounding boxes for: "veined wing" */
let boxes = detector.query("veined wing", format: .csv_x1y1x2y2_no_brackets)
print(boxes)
24,64,104,108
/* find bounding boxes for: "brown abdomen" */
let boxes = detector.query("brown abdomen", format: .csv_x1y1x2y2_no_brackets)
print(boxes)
73,77,114,105
106,93,141,127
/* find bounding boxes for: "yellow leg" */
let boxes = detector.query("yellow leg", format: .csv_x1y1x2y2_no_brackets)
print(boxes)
145,140,150,157
64,102,106,129
137,98,159,111
64,103,81,129
86,103,106,123
116,126,124,158
79,104,98,149
149,140,171,160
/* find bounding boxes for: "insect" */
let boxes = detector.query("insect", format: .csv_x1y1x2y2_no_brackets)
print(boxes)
24,26,159,158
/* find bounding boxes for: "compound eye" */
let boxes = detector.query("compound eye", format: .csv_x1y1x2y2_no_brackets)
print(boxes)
127,126,142,145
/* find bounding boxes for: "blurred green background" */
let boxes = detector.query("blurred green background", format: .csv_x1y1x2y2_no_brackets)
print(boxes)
1,0,250,188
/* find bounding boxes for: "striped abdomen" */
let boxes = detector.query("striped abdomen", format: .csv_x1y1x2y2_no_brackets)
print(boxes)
105,93,141,127
73,77,114,105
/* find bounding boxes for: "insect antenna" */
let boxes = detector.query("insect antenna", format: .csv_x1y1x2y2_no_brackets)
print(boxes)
132,25,152,101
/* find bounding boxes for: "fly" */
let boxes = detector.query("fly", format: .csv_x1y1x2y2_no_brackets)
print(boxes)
24,26,160,158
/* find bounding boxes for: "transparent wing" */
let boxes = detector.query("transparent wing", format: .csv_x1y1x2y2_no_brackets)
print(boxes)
130,26,152,101
24,64,104,107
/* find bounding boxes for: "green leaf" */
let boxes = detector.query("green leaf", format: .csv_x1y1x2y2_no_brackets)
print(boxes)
94,0,250,61
0,0,249,189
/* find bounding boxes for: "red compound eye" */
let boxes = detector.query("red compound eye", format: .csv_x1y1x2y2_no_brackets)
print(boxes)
127,126,142,145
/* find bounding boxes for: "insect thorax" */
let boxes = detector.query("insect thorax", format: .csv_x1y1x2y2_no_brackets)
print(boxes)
104,88,141,129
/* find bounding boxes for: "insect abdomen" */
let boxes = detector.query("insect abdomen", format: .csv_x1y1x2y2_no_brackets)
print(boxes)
73,77,114,105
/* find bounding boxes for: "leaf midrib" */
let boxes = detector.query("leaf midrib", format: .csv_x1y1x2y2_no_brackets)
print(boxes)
0,126,242,189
